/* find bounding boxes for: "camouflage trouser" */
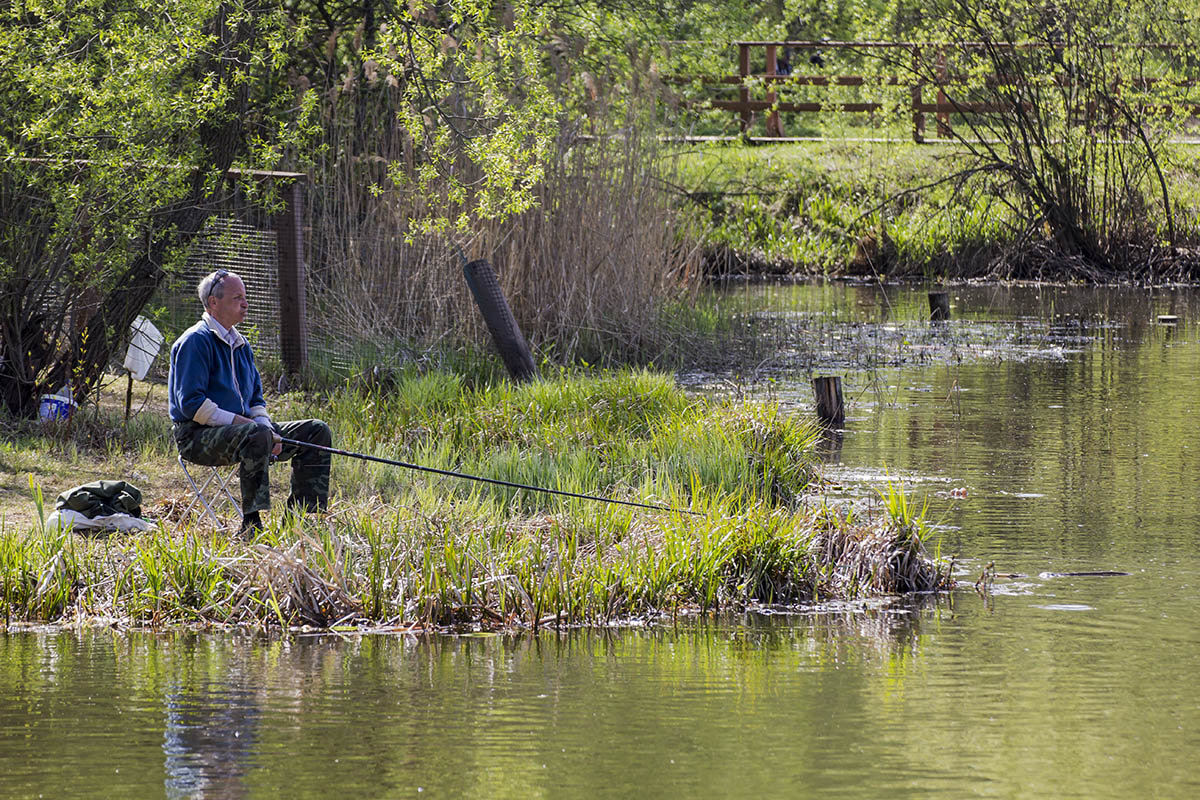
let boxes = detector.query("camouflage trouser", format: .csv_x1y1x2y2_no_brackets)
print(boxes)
174,419,332,515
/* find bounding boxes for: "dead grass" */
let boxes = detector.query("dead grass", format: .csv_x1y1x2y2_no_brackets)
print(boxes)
224,540,360,627
307,130,703,369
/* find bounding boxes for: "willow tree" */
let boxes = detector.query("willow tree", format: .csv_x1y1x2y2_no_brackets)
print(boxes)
885,0,1200,278
0,0,315,416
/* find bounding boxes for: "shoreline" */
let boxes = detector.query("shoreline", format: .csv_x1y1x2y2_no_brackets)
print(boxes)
1,371,953,633
0,503,954,633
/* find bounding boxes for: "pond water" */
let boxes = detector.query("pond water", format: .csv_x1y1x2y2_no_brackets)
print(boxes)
3,283,1200,798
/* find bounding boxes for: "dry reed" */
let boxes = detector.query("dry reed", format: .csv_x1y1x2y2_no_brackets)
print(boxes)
223,540,360,628
305,90,700,368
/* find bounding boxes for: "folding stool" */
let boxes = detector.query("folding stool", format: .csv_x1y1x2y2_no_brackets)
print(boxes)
177,455,243,529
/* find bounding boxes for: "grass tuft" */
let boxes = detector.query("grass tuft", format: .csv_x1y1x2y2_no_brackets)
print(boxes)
1,370,953,630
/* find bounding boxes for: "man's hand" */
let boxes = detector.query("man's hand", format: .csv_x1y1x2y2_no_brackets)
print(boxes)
232,414,282,456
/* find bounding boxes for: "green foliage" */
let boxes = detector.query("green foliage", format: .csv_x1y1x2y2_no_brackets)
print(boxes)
0,0,317,415
368,1,559,232
677,142,963,274
879,479,929,548
307,369,820,512
653,0,1200,278
903,0,1200,270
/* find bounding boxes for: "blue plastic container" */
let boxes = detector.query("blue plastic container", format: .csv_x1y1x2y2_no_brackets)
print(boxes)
38,394,75,421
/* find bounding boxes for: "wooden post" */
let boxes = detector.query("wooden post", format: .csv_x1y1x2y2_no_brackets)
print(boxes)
911,46,925,143
812,376,845,427
936,48,951,138
929,291,951,322
739,43,752,133
124,370,133,422
274,179,309,376
765,44,783,137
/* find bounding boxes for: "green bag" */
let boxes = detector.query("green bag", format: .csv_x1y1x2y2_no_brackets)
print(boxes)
55,480,143,519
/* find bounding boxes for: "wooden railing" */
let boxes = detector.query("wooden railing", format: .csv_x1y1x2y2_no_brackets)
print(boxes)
670,41,1194,143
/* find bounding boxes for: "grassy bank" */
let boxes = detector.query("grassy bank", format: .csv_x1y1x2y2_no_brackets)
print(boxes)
0,370,952,631
675,140,1200,281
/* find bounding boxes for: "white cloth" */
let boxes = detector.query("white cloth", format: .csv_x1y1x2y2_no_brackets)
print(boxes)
123,316,165,380
45,508,155,534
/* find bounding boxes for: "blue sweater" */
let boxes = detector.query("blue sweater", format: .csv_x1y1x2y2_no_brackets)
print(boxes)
168,318,267,425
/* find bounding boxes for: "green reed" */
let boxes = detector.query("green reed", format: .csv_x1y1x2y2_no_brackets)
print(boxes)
2,370,953,629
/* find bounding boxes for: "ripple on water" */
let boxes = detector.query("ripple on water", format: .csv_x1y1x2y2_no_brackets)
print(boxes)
988,580,1038,596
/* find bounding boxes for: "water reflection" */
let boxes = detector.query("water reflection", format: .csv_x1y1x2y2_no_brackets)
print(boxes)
1,604,954,798
163,683,259,798
815,428,844,463
700,281,1200,378
5,284,1200,798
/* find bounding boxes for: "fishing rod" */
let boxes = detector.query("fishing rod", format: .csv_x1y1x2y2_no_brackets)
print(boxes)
279,437,702,516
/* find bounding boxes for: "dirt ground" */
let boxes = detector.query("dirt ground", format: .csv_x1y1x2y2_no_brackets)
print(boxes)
0,377,262,532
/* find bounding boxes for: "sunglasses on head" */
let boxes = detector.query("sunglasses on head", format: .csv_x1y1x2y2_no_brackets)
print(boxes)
206,269,230,302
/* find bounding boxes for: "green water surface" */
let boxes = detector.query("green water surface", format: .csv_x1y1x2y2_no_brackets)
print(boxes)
2,284,1199,798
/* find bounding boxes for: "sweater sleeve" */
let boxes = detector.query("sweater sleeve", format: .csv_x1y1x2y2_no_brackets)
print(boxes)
200,403,236,426
172,332,227,424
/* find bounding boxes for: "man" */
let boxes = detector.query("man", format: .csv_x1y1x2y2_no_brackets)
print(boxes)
168,269,331,536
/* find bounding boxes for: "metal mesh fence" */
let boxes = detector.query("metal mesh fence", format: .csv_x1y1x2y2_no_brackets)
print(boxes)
145,176,470,385
303,228,461,372
156,216,282,366
146,177,320,383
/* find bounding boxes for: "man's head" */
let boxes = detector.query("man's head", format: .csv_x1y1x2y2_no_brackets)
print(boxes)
198,269,248,329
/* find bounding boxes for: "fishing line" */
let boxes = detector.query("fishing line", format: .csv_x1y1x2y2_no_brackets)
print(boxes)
279,437,702,516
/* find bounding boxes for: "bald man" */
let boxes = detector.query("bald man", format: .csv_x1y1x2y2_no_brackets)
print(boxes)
168,269,331,536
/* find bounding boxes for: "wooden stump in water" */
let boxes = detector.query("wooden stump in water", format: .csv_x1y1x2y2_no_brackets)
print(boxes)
929,291,951,322
812,376,845,427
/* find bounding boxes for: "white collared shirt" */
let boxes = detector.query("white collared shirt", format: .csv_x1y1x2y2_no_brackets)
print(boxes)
202,312,246,350
199,313,272,429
